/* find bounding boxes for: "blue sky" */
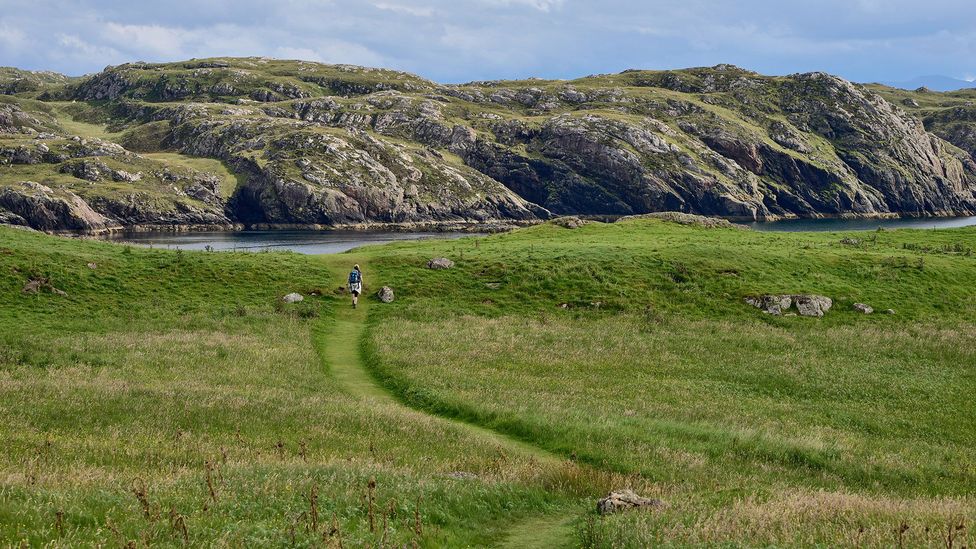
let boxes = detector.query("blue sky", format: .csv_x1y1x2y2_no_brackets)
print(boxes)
1,0,974,84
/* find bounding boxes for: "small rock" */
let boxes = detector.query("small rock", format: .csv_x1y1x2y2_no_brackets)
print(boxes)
377,286,395,303
853,303,874,314
282,293,304,303
884,309,896,315
427,258,455,270
840,238,861,246
597,489,664,515
87,262,98,270
446,471,479,480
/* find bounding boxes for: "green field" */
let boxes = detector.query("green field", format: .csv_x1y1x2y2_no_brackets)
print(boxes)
1,219,974,547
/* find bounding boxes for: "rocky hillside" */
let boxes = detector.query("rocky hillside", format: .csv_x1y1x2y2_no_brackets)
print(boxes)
2,58,976,232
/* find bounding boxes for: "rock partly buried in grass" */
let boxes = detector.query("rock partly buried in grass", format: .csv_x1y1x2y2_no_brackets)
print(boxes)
22,277,67,296
597,489,664,515
840,238,862,246
377,286,395,303
282,293,304,303
793,295,832,317
744,294,792,315
745,294,832,317
853,303,874,314
884,308,896,314
427,258,455,270
620,212,747,230
552,216,588,229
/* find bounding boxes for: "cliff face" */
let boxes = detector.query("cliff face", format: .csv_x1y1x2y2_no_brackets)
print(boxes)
2,58,975,231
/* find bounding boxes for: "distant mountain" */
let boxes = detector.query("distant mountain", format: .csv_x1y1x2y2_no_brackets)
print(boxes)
2,58,976,232
881,75,975,92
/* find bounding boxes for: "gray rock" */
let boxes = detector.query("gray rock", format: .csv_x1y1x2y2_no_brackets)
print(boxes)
282,293,304,303
840,238,861,245
597,489,664,515
427,257,455,270
853,303,874,314
746,294,832,317
793,295,833,317
744,294,792,315
884,308,896,315
377,286,395,303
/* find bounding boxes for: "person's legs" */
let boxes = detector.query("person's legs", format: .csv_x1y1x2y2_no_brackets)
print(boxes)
352,289,359,308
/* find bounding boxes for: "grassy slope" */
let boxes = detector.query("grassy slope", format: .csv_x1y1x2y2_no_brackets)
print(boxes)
361,219,976,547
0,227,588,547
2,219,976,546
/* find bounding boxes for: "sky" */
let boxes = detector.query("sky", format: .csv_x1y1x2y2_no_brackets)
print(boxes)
1,0,975,84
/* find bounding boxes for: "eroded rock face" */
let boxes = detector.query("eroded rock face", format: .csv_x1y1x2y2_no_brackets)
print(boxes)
596,490,664,515
0,182,115,231
6,59,976,231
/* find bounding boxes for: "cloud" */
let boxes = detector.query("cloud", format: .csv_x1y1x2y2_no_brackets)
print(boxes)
1,0,974,84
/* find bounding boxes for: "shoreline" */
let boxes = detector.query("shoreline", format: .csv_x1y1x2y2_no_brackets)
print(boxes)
6,210,976,236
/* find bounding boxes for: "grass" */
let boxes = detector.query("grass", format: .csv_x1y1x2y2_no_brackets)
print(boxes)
0,227,593,547
357,219,976,546
2,218,975,546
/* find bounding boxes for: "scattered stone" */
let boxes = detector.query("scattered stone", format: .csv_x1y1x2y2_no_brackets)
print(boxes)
87,262,98,269
377,286,395,303
840,238,861,245
426,257,455,270
552,216,588,229
597,489,664,515
853,303,874,314
558,303,569,309
883,309,896,315
485,282,502,290
282,292,304,303
745,294,832,317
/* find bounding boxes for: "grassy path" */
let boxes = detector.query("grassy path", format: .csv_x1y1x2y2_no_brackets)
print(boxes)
312,258,578,547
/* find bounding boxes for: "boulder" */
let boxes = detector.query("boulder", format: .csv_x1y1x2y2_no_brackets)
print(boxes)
793,295,832,317
853,303,874,314
744,294,792,315
596,490,664,515
427,257,455,270
282,293,304,303
377,286,395,303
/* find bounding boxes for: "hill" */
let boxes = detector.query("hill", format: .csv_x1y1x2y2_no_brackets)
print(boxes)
2,58,976,231
1,220,975,546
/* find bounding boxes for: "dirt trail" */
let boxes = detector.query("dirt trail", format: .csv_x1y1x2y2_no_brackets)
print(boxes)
313,257,578,547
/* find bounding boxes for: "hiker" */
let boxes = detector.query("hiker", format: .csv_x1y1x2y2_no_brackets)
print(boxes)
348,264,363,308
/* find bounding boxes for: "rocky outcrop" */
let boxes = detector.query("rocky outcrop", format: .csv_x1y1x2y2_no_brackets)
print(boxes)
0,182,115,231
746,294,833,317
4,59,976,231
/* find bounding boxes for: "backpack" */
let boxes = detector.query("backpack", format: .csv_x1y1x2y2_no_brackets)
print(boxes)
348,270,361,284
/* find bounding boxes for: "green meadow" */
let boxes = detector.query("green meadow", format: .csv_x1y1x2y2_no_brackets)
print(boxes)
1,218,974,547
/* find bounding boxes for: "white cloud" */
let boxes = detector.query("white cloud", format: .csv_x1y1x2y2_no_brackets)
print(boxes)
373,2,435,17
